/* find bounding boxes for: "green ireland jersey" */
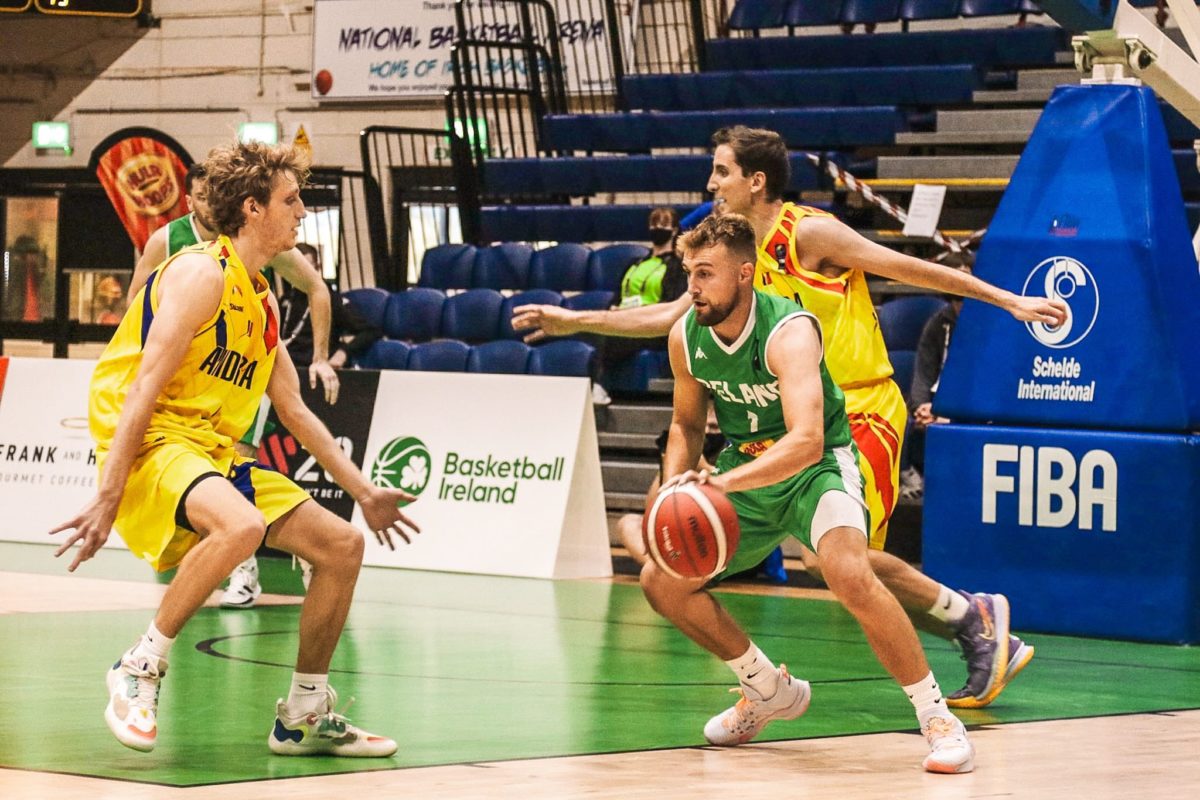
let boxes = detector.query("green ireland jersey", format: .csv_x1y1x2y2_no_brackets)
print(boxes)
683,292,852,456
166,213,203,256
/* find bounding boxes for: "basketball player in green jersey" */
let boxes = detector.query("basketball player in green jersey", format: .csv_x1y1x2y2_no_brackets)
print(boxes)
646,213,974,773
130,162,338,606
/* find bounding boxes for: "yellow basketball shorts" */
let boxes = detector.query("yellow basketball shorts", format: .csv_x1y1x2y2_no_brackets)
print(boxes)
843,378,907,550
100,438,310,572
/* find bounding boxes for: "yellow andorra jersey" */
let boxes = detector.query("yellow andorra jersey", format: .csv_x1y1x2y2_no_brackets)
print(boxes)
754,203,893,388
89,236,280,455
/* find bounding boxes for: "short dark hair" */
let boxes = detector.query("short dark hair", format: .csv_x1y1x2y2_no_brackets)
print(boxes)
647,207,679,229
295,241,320,264
677,213,757,266
202,141,311,237
184,162,207,195
711,126,789,202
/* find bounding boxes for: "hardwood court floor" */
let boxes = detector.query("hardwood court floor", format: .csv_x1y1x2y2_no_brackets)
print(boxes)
1,542,1198,798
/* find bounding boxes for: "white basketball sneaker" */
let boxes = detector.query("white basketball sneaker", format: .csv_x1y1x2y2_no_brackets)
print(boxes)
922,715,976,774
268,687,397,757
220,557,262,608
703,665,812,745
104,651,167,752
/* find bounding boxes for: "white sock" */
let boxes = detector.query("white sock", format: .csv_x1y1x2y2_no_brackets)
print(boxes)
725,643,780,698
927,585,971,625
287,672,329,716
130,620,174,662
903,671,952,729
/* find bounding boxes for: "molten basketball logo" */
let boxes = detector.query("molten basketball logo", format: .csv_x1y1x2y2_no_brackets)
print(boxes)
370,436,432,505
1022,256,1099,349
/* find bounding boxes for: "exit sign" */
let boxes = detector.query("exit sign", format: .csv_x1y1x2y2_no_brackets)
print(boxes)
32,121,71,152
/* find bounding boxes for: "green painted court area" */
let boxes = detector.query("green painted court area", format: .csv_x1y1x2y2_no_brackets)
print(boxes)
3,544,1200,787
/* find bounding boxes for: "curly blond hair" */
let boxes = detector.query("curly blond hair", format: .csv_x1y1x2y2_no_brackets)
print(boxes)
201,141,311,236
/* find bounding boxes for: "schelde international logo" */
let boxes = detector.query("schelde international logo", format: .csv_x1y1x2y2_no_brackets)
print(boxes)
1022,256,1099,349
370,436,431,505
115,153,180,216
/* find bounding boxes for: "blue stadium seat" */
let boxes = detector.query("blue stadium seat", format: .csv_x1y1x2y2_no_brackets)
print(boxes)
958,0,1020,15
889,350,918,402
528,340,597,378
877,295,947,351
607,348,671,392
498,289,564,340
343,288,390,331
471,243,533,291
840,0,901,25
418,244,476,290
784,0,843,26
440,288,504,343
529,243,592,292
705,26,1066,70
359,339,410,371
899,0,960,20
588,243,651,292
408,340,471,373
563,290,615,311
382,288,445,342
729,0,790,30
467,340,533,375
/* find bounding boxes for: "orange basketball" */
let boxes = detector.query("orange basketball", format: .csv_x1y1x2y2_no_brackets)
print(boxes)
643,482,740,580
314,69,333,96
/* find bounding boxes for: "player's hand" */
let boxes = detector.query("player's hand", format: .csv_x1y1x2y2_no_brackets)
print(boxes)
1007,293,1068,327
359,486,421,550
49,495,119,572
510,304,582,343
309,360,340,405
660,469,710,491
913,402,935,429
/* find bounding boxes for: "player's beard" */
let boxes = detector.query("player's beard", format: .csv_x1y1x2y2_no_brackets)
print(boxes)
693,295,735,327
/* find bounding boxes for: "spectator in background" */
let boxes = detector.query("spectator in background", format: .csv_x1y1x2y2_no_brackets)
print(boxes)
2,235,54,322
276,243,382,371
902,289,964,500
592,208,687,405
93,274,127,325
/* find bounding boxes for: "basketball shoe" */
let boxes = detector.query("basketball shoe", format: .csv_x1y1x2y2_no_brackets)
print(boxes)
948,634,1035,709
268,687,397,757
220,557,262,608
922,715,975,774
104,651,167,752
703,665,812,745
945,592,1010,708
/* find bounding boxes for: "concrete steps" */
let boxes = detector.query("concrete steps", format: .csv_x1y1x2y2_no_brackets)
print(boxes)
875,154,1020,180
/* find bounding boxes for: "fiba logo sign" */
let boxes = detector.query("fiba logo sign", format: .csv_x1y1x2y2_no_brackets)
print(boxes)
1022,256,1099,349
370,436,431,505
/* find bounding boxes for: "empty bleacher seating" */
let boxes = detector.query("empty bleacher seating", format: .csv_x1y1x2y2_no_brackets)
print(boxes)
408,340,472,373
382,287,444,342
499,289,563,340
528,340,597,378
877,295,947,351
563,290,615,312
359,339,410,370
467,340,534,375
416,243,476,291
472,243,534,291
587,244,651,292
441,289,504,343
528,243,591,292
342,288,389,331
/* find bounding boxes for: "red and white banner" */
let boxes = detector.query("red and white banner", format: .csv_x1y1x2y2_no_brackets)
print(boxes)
91,129,191,251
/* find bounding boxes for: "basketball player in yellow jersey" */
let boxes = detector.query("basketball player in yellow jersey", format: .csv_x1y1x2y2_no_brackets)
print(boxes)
512,126,1067,708
51,141,419,757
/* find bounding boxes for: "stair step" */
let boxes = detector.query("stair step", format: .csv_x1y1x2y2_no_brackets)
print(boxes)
1017,67,1080,92
896,130,1031,146
875,154,1020,180
601,459,659,493
605,491,649,513
598,431,660,452
603,404,673,434
936,108,1042,133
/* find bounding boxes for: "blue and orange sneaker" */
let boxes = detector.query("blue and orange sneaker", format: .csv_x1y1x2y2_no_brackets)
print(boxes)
104,651,166,752
268,687,396,757
949,634,1036,709
945,592,1013,709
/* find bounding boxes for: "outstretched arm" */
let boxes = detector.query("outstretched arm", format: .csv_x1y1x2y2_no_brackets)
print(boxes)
53,255,224,571
267,329,419,550
512,292,690,343
797,216,1068,327
269,247,337,403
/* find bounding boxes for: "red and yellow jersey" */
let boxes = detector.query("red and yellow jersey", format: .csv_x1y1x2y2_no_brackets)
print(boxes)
90,235,280,455
754,203,893,388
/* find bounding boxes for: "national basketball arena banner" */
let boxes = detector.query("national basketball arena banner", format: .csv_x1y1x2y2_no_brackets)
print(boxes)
355,371,611,579
0,357,126,551
90,128,192,252
311,0,613,100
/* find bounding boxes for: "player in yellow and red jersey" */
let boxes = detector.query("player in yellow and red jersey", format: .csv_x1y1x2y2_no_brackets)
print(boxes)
512,126,1065,708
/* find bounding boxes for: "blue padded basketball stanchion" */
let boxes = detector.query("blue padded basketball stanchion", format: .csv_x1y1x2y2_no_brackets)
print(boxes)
922,84,1200,643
